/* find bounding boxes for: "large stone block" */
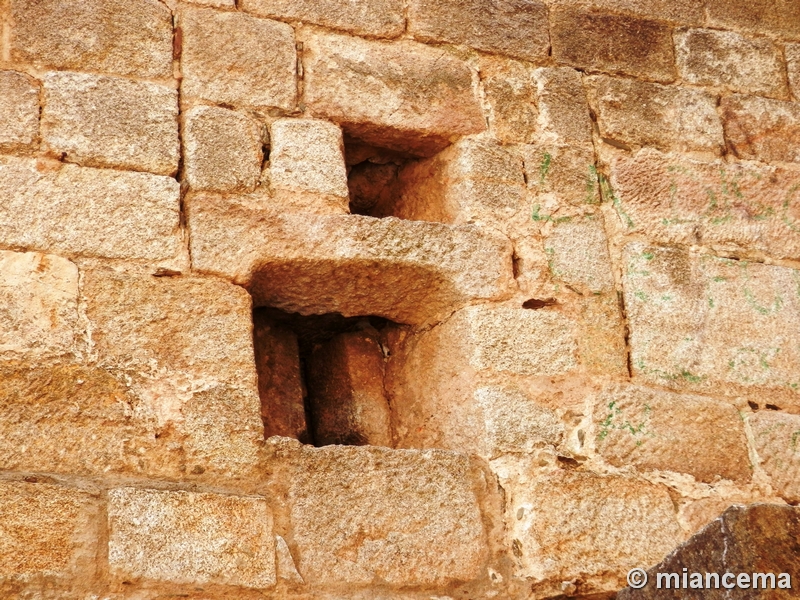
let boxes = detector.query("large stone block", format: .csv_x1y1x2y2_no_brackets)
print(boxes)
610,149,800,261
479,58,538,144
788,44,800,100
0,156,181,264
544,216,614,294
0,70,39,152
179,6,296,112
10,0,173,79
750,411,800,503
705,0,800,40
578,292,629,377
522,143,600,208
594,383,751,482
302,31,485,156
41,72,179,176
533,67,593,147
623,243,800,411
551,8,676,82
548,0,704,25
588,76,723,155
722,94,800,164
108,488,275,588
407,0,549,63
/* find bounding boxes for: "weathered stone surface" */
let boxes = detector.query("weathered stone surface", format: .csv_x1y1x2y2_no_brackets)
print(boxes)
303,31,485,156
479,58,538,144
0,156,181,264
610,149,800,261
407,0,549,62
551,8,676,82
579,292,629,377
271,438,488,585
188,194,514,325
180,6,296,112
41,72,179,176
675,28,787,98
533,67,593,147
183,106,263,193
10,0,173,79
0,71,39,152
750,411,800,503
269,118,349,214
548,0,704,25
623,243,800,411
705,0,800,40
722,94,800,164
108,488,275,588
544,216,614,294
594,383,751,482
0,251,79,359
588,75,723,155
0,482,97,579
618,504,800,599
522,143,600,208
241,0,404,38
788,44,800,100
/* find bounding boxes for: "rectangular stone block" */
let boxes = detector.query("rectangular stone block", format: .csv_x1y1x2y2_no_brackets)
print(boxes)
41,71,179,176
533,67,593,147
179,6,296,112
479,57,538,145
10,0,173,79
0,70,39,152
706,0,800,40
407,0,549,63
623,243,800,411
750,411,800,504
551,8,676,82
0,156,182,264
302,31,485,156
722,94,800,164
588,75,723,155
675,28,787,98
548,0,704,25
544,216,614,294
578,292,629,377
609,149,800,261
522,143,600,208
241,0,404,38
788,44,800,100
108,488,275,588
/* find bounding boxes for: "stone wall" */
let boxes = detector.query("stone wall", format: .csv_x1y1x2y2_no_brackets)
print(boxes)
0,0,799,598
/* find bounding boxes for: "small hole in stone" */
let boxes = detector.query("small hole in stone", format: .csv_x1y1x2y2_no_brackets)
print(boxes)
522,298,558,309
344,138,414,218
748,400,759,410
765,403,781,411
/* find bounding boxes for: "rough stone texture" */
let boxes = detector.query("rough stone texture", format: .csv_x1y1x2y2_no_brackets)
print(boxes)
0,250,79,359
705,0,800,40
610,149,800,261
522,143,600,208
551,8,676,82
544,216,614,294
533,67,594,147
588,75,723,155
183,106,263,193
479,58,538,145
269,118,350,214
594,383,751,482
722,94,800,164
0,70,39,152
241,0,404,38
407,0,549,63
107,488,275,588
307,330,392,447
750,411,800,503
675,28,787,98
0,156,182,264
188,194,514,325
579,292,630,377
41,71,179,176
618,504,800,599
547,0,705,25
303,31,485,156
271,438,488,585
179,6,296,112
623,243,800,411
788,44,800,101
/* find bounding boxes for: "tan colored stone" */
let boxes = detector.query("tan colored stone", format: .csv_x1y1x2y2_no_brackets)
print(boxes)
522,143,600,209
750,411,800,503
533,67,593,147
594,383,751,482
609,149,800,261
0,250,79,359
551,8,676,82
705,0,800,40
0,482,98,579
269,118,349,214
275,535,304,584
722,94,800,164
10,0,173,79
788,44,800,101
270,438,488,585
0,70,39,152
41,71,179,176
187,194,514,325
479,57,538,145
407,0,549,62
179,6,296,112
675,28,787,98
0,156,181,264
303,31,485,156
578,292,629,377
186,0,234,5
241,0,404,38
108,488,275,588
547,0,704,25
544,216,614,294
588,75,723,155
623,243,800,411
184,105,263,193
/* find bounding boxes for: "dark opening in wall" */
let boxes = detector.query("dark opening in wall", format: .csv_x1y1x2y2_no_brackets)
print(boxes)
344,137,415,218
253,307,395,448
